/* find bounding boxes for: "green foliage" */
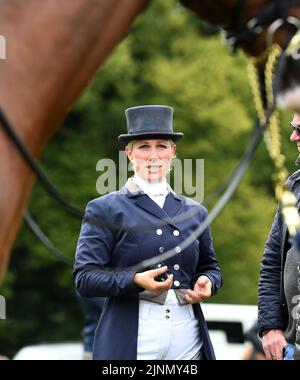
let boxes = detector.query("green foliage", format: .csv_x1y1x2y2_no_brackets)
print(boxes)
1,0,297,356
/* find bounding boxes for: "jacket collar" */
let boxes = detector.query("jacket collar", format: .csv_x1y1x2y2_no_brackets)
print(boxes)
124,177,176,196
287,169,300,190
122,178,182,225
286,169,300,207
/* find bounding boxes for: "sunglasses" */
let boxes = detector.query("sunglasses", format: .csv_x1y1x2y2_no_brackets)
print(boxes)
290,122,300,136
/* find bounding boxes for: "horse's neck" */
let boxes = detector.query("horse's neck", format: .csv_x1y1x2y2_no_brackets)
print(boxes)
0,0,149,278
0,0,149,152
181,0,269,25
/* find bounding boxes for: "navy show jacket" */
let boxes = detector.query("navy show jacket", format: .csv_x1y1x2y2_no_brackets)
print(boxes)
74,182,222,360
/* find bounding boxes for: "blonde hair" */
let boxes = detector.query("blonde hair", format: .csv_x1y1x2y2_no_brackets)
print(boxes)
126,140,137,151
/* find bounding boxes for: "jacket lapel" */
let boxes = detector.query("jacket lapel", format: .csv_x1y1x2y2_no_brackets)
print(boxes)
123,179,182,226
134,194,170,221
163,193,182,218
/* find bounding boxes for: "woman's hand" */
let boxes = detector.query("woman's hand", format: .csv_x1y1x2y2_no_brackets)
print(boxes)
262,329,287,360
185,275,212,304
133,266,173,292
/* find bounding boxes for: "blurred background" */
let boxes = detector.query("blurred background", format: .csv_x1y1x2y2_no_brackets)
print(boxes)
0,0,296,357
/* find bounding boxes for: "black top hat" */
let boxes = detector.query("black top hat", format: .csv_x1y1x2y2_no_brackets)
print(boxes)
118,105,183,145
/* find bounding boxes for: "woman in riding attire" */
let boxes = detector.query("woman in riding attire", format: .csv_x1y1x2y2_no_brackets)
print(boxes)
74,105,222,360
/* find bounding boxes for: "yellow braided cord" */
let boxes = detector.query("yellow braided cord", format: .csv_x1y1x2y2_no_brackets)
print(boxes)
247,44,300,235
247,62,265,123
264,44,288,200
247,44,288,201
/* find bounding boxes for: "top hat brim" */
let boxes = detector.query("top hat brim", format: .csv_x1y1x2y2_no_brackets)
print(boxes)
118,132,183,146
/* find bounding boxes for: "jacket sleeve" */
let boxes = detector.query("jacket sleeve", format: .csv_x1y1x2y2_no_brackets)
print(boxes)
193,207,223,296
258,205,286,335
73,200,139,298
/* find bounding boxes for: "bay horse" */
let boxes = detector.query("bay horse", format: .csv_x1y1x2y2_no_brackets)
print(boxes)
1,0,300,280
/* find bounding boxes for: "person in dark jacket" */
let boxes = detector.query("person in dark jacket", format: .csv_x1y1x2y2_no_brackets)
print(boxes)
74,105,222,360
258,113,300,361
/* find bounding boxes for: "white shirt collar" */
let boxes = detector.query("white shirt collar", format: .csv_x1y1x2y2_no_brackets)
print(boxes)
132,175,169,197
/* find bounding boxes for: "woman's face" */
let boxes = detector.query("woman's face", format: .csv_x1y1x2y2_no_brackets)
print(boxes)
125,139,176,183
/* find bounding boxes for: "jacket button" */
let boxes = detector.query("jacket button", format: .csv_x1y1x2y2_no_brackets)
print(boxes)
159,246,164,253
173,264,180,270
175,246,181,253
173,230,180,236
174,280,180,287
156,228,163,236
